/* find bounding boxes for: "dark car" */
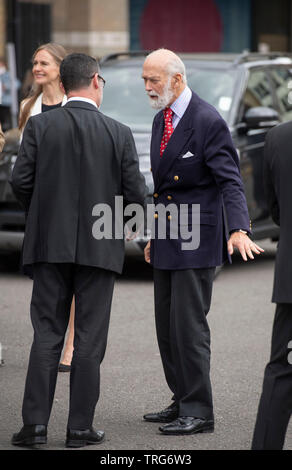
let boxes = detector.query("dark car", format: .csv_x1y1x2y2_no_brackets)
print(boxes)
0,51,291,255
0,127,23,252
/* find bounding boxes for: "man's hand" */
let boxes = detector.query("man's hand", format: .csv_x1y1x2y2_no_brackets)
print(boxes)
227,231,264,261
125,228,140,241
144,240,151,264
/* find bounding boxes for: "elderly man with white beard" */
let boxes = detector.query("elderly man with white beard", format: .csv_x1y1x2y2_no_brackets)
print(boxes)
142,49,263,436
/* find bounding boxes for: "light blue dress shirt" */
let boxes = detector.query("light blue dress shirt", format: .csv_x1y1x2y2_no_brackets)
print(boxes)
170,86,192,129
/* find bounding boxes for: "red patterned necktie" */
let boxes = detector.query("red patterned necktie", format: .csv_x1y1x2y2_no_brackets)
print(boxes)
160,107,174,157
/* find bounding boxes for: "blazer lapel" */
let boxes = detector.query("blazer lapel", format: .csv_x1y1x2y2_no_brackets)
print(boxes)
150,112,164,187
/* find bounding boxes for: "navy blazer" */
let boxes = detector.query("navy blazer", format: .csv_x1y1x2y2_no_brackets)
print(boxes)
150,91,250,270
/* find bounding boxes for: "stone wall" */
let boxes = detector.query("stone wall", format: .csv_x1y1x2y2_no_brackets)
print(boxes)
0,0,129,60
19,0,129,57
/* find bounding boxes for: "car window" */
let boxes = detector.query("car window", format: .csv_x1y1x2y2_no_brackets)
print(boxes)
186,68,237,121
240,69,274,119
101,64,238,129
269,67,292,122
101,66,156,131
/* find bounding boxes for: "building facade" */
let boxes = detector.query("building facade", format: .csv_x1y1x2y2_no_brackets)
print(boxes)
0,0,292,80
1,0,129,79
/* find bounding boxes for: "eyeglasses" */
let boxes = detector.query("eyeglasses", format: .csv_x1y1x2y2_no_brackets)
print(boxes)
89,72,106,87
98,75,106,87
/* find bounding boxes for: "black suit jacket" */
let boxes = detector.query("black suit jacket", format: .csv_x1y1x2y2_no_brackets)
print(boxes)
263,121,292,303
11,101,147,274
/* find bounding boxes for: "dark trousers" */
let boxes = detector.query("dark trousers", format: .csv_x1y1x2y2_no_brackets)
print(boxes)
252,303,292,450
153,267,215,419
22,263,116,429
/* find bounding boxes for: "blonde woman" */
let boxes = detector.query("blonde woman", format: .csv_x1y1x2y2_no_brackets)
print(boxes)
19,43,74,372
19,43,67,131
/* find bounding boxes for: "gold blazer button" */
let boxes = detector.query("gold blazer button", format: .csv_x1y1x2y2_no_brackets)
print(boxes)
154,213,158,219
174,175,179,181
167,195,172,200
153,193,159,198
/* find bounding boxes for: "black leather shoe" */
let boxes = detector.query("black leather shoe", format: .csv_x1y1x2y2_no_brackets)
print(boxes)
11,425,47,446
66,428,105,448
159,417,214,435
143,403,179,423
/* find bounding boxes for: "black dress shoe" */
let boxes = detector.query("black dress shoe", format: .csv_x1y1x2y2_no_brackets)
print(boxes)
143,403,179,423
159,417,214,435
11,425,47,446
66,428,105,448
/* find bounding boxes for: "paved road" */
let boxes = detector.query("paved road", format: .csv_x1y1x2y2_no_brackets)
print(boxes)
0,239,291,450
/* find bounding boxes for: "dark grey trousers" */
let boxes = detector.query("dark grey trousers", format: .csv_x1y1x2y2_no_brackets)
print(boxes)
21,263,116,429
153,267,215,419
252,303,292,450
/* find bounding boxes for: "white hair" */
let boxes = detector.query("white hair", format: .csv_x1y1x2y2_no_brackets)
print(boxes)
147,48,187,84
166,57,187,84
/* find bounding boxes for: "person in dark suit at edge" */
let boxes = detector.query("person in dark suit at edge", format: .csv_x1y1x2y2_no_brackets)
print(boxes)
251,122,292,450
10,53,147,448
142,49,264,436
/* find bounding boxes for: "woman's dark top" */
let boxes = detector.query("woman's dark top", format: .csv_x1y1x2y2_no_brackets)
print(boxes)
41,102,62,113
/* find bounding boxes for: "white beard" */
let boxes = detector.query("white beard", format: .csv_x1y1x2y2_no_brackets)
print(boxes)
147,78,175,110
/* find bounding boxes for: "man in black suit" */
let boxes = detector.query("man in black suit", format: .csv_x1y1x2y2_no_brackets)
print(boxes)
10,53,147,448
252,122,292,450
